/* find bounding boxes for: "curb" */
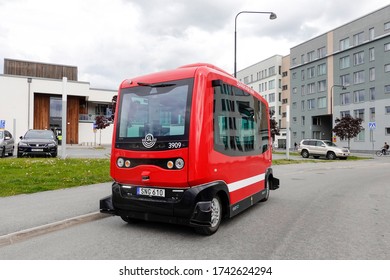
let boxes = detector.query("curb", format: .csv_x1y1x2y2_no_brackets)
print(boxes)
0,212,110,247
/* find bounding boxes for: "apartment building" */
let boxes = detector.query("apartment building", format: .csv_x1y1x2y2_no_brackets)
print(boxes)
236,55,286,148
289,5,390,151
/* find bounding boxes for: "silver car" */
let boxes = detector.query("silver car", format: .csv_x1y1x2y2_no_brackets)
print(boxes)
0,130,15,158
298,139,350,160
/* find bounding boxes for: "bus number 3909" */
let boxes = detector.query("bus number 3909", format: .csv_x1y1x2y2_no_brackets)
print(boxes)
168,142,182,149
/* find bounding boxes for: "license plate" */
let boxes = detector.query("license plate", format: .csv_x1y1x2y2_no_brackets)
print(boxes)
137,187,165,197
31,149,43,152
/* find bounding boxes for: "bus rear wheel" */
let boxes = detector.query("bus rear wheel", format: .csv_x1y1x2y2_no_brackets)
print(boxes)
195,196,222,235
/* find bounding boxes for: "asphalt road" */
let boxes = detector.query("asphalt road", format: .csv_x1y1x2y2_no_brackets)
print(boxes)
0,156,389,260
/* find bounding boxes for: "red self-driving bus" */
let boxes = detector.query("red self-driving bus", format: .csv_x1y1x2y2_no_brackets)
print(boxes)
100,63,279,235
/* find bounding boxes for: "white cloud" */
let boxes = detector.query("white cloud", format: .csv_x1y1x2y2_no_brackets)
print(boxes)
0,0,389,89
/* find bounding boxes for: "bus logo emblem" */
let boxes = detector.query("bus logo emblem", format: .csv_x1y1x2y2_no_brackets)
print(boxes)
142,133,157,149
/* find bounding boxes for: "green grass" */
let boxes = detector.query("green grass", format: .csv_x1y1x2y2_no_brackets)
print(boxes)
0,158,111,197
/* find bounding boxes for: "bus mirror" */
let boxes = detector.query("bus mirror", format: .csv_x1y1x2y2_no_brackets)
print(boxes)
212,79,223,87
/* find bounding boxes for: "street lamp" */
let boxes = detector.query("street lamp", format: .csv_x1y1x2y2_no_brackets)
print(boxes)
330,84,347,116
234,11,277,77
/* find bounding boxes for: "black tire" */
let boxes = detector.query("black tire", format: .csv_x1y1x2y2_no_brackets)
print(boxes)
8,147,14,157
260,179,270,202
121,216,141,224
195,196,222,235
0,147,5,158
301,149,309,158
376,150,383,157
327,151,336,160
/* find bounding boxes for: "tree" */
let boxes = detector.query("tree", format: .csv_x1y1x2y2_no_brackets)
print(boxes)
110,95,117,121
94,115,110,146
332,115,363,149
269,110,280,144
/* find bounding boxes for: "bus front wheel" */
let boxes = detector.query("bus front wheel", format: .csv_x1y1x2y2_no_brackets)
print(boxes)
195,196,222,235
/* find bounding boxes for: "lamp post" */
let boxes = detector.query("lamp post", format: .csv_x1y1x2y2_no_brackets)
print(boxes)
234,11,277,78
330,84,347,116
27,77,32,130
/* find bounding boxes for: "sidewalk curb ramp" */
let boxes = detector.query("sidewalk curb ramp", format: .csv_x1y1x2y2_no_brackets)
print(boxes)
0,212,109,247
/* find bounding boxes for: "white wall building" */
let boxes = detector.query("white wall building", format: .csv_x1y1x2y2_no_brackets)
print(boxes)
0,59,117,145
236,55,286,148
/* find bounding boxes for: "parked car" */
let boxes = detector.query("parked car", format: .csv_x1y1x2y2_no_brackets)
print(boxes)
298,139,350,160
0,130,15,157
17,129,58,158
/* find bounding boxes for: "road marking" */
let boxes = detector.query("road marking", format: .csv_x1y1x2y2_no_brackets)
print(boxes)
0,212,110,247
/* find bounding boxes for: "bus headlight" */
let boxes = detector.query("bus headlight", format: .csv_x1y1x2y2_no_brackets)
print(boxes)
117,158,124,168
175,158,185,169
125,160,131,168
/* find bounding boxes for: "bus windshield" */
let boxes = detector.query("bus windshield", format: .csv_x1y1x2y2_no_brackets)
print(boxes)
116,78,193,148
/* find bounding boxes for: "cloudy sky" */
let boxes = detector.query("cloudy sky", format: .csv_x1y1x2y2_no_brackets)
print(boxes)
0,0,389,89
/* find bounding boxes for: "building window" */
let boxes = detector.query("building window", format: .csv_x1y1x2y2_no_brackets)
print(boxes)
386,128,390,136
340,38,350,50
301,85,305,96
340,56,350,69
301,116,305,126
301,54,305,64
369,87,376,101
353,90,365,103
385,43,390,52
317,97,327,109
318,80,326,92
369,28,375,40
369,48,375,61
369,107,375,121
317,63,326,76
385,85,390,94
354,109,365,120
308,99,315,110
313,117,322,125
292,72,297,79
307,83,315,94
353,71,365,84
340,92,351,105
369,68,375,81
293,87,297,94
385,106,390,114
312,131,321,139
301,100,305,111
269,66,275,76
340,111,350,118
385,64,390,72
301,70,305,81
318,47,326,59
385,21,390,31
340,74,350,86
292,58,297,66
353,32,364,46
307,67,315,79
353,51,364,66
269,79,275,90
269,93,275,103
355,129,365,141
307,51,315,62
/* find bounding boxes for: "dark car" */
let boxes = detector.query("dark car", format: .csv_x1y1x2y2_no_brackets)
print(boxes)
0,130,15,158
17,129,58,158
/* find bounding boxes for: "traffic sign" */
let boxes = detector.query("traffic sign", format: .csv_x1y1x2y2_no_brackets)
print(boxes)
0,120,5,129
368,122,376,130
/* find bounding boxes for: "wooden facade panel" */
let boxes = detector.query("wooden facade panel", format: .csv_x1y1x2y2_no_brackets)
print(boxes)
4,59,78,81
33,93,50,130
67,96,80,145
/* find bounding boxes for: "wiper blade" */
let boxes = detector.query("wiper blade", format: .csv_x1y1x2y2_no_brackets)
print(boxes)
137,82,176,87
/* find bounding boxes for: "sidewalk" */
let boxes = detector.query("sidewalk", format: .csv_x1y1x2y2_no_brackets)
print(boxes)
0,182,112,237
